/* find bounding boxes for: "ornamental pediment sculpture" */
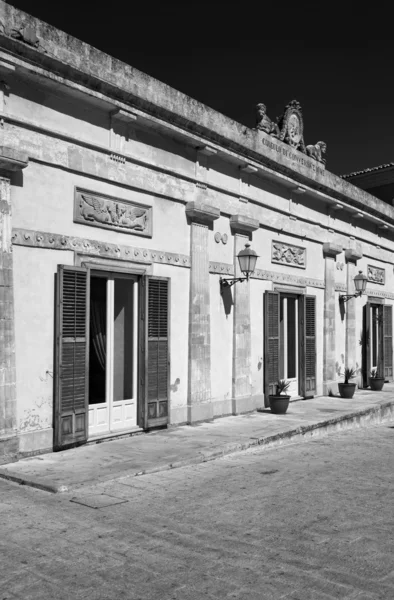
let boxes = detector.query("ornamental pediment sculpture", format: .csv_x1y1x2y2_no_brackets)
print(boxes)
255,99,327,165
367,265,385,285
74,188,152,237
272,241,306,269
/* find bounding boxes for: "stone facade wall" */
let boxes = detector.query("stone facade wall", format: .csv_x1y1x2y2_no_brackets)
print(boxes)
1,4,394,459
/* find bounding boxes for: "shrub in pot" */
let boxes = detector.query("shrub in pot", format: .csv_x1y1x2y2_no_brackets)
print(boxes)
338,367,357,399
370,368,385,391
269,379,291,414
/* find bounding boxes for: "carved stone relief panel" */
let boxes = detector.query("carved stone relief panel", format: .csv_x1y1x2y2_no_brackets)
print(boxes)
367,264,385,285
271,241,306,269
74,188,152,238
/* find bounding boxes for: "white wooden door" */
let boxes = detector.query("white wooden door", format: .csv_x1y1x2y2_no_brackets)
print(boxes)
88,274,138,437
280,295,299,398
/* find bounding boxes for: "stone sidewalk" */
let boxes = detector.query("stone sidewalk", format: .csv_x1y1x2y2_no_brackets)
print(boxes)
1,386,394,494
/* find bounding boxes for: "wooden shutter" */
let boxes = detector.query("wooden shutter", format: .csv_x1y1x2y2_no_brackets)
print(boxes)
140,276,170,429
383,304,393,381
299,295,316,397
54,266,89,450
264,291,279,407
362,302,371,387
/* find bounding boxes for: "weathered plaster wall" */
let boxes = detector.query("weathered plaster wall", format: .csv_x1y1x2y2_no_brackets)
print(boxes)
8,76,110,149
12,161,190,257
209,273,232,416
2,1,394,458
13,246,74,454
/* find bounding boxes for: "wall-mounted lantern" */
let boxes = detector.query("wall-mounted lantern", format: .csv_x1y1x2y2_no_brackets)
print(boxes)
339,270,368,303
220,243,259,293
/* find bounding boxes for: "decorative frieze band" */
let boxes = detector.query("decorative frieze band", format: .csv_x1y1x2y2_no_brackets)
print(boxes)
367,264,385,285
365,288,394,299
272,241,306,269
11,229,190,268
209,261,324,288
334,283,393,299
209,261,234,276
254,268,323,288
74,188,152,237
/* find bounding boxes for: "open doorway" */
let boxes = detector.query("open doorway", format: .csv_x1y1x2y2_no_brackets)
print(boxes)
279,294,299,398
88,272,138,437
264,290,316,405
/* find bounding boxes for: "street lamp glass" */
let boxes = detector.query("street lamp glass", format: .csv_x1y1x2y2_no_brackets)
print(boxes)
354,270,368,295
237,243,258,277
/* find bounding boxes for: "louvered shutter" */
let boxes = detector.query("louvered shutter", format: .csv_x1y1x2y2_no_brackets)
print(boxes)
54,266,89,450
362,303,371,387
383,305,393,381
264,291,280,406
140,276,170,429
299,295,316,397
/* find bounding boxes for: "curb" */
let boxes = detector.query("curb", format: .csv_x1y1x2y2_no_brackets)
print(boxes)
1,400,394,494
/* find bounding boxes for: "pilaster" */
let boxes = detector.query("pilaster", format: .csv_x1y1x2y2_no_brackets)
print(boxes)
0,146,28,464
185,201,219,423
345,248,363,375
230,215,259,414
322,242,342,395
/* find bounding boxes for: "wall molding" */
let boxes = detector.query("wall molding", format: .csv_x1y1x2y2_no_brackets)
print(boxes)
11,228,190,268
334,282,394,299
209,261,324,289
4,113,394,263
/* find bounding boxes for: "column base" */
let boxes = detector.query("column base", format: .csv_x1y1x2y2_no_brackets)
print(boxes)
232,394,264,415
187,402,214,424
0,433,19,465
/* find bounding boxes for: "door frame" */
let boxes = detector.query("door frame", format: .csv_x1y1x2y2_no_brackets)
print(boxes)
82,261,148,435
362,300,384,388
88,269,140,436
264,288,316,406
279,292,300,398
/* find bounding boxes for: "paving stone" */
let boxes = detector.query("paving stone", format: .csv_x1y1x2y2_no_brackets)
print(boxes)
70,493,128,509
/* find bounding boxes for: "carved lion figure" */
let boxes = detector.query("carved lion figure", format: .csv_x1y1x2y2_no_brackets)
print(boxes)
306,141,327,164
255,103,280,137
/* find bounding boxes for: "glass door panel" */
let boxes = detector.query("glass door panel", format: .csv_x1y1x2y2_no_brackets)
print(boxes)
110,278,138,431
280,294,299,398
88,276,109,435
88,273,138,437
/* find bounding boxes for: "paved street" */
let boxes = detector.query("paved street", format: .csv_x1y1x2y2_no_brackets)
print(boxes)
2,424,394,600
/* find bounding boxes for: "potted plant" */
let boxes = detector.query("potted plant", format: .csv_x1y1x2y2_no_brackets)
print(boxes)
269,379,291,414
338,367,357,399
369,368,385,391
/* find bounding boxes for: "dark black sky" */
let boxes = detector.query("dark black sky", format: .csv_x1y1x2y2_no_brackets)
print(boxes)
7,1,393,176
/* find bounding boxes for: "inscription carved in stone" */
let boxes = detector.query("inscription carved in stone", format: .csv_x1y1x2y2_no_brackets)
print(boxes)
367,265,385,285
74,188,152,237
272,241,306,269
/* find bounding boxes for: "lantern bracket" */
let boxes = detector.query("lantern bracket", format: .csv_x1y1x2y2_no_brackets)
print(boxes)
220,276,248,292
339,270,368,303
339,291,363,304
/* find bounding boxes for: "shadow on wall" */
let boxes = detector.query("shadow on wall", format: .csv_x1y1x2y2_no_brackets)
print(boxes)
170,378,180,392
221,285,234,317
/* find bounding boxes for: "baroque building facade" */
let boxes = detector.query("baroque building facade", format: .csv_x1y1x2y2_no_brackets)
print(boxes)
0,2,393,462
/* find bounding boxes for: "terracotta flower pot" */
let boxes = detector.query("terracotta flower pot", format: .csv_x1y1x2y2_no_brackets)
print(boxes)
370,378,385,391
269,395,290,414
338,383,356,399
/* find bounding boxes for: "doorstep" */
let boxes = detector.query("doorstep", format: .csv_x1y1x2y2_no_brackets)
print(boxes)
1,388,394,494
